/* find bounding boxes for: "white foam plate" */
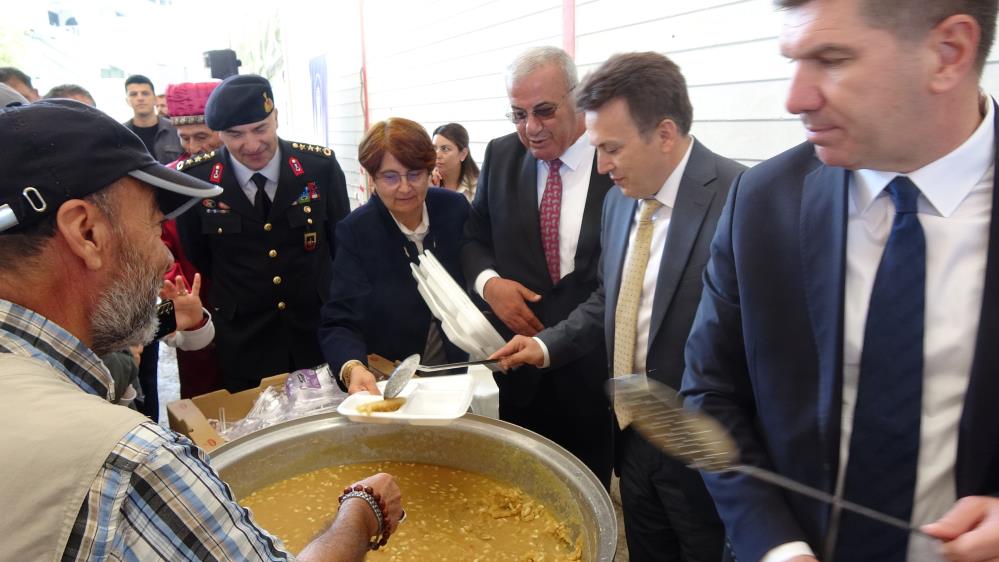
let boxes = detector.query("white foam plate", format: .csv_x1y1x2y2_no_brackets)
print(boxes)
336,374,474,426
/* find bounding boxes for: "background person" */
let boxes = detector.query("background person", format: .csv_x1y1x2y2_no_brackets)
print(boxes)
431,122,479,202
123,74,182,164
43,83,96,106
320,117,470,394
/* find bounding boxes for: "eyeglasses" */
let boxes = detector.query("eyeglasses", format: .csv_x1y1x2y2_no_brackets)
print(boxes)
376,169,428,188
505,88,574,124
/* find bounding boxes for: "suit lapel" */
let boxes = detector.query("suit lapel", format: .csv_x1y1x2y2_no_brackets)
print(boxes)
270,140,300,219
799,161,848,484
956,101,999,496
647,141,716,344
604,193,636,351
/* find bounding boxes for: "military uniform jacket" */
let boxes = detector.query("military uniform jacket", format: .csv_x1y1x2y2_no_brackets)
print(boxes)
176,139,350,390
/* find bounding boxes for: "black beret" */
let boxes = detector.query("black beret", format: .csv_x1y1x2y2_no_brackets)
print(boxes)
0,100,222,234
205,74,275,131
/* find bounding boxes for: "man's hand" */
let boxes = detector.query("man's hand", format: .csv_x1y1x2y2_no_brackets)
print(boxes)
922,496,999,561
483,277,544,336
347,365,382,396
355,472,404,533
490,335,545,370
160,273,205,331
297,472,404,562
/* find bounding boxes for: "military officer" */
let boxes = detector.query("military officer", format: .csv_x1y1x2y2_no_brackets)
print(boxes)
177,74,350,391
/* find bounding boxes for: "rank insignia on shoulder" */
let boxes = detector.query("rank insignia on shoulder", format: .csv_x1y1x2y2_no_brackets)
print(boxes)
292,141,333,158
176,150,217,171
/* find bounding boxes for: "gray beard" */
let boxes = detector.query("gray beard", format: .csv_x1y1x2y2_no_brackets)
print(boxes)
89,242,161,357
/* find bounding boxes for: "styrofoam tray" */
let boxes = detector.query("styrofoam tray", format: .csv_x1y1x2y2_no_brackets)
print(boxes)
336,374,474,425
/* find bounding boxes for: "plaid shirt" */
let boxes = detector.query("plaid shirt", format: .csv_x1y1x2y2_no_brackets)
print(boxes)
0,300,294,561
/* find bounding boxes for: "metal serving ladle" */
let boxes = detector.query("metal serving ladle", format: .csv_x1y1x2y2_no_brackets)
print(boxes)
382,354,499,398
609,375,931,537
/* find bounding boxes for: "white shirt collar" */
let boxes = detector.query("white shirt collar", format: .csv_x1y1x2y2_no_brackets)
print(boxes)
230,147,283,188
853,97,994,218
649,136,695,209
391,202,430,240
552,132,592,172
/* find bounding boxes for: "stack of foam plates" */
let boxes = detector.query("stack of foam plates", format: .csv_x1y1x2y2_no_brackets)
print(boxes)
411,250,506,360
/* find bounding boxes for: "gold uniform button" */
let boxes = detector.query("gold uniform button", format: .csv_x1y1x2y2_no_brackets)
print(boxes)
217,227,223,234
303,206,312,214
268,249,278,258
273,276,282,285
264,223,273,232
307,218,314,225
277,301,286,310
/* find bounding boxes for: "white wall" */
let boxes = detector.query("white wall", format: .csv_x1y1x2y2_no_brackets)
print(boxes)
277,0,999,203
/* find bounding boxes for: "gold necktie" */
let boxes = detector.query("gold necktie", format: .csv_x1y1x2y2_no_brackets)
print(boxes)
613,198,663,427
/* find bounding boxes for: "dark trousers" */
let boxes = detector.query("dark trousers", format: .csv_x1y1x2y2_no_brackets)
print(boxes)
137,340,159,421
498,375,613,489
619,427,726,562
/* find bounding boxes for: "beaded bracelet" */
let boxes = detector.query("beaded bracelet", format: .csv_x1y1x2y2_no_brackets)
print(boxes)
338,484,391,550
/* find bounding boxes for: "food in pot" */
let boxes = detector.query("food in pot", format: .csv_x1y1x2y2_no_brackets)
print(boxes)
240,461,582,561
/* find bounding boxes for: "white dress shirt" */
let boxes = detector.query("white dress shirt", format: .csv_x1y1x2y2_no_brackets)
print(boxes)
536,139,695,369
230,148,281,204
390,202,431,252
474,133,596,296
766,100,995,562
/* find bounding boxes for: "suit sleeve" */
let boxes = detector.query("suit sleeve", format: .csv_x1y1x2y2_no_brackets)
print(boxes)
679,173,810,562
318,219,371,391
325,153,351,261
460,139,497,290
176,205,210,278
536,192,610,368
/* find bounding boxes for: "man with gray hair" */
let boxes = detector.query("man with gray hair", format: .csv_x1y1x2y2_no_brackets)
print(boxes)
462,46,614,486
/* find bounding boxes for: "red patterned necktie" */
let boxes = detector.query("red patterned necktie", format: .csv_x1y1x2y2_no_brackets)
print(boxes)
539,159,563,284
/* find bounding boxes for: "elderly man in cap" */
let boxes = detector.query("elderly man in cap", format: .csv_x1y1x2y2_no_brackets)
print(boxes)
0,99,403,560
177,74,351,391
167,81,223,161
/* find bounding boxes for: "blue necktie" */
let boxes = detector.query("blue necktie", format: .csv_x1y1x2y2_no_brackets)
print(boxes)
835,176,925,561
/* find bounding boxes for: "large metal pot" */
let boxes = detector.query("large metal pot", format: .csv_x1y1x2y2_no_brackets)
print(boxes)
211,412,616,561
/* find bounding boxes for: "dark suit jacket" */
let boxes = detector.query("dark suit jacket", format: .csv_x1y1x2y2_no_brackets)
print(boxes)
539,139,745,390
461,132,613,407
680,115,999,562
319,189,470,388
176,139,350,389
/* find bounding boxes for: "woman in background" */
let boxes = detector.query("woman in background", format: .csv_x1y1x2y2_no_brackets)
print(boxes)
431,122,479,203
320,117,470,394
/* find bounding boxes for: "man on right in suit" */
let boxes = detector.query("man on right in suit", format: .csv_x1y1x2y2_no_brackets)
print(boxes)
462,46,615,486
492,52,744,561
680,0,999,561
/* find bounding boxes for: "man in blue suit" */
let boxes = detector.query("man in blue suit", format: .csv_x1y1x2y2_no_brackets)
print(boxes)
493,52,745,561
681,0,999,561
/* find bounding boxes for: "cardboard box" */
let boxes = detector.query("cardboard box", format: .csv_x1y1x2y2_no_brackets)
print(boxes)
167,373,288,451
167,355,398,451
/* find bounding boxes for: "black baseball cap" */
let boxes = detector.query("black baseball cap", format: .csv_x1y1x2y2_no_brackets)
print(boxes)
0,99,222,234
205,74,275,131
